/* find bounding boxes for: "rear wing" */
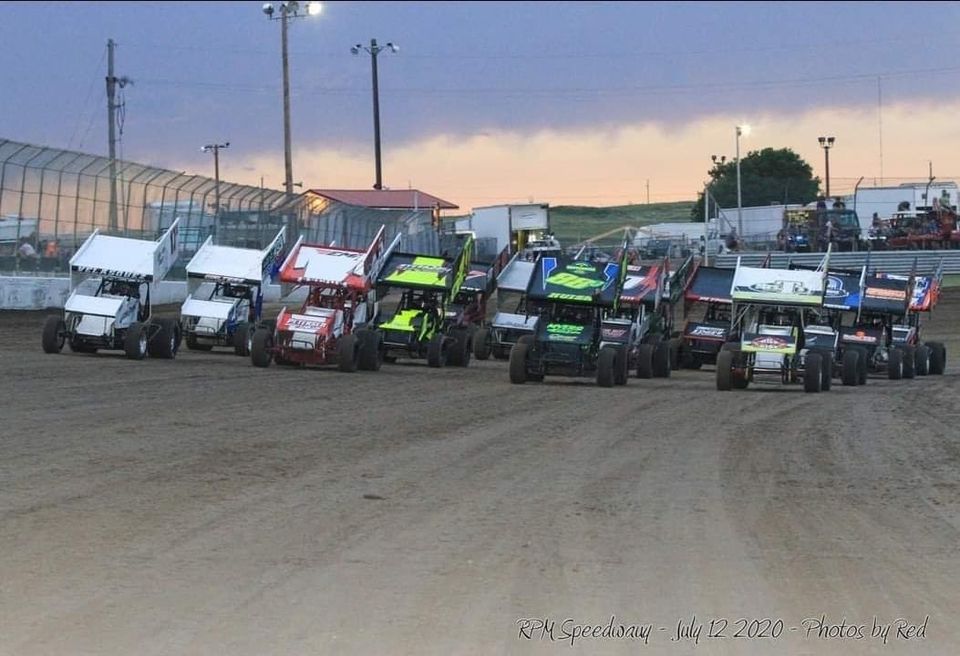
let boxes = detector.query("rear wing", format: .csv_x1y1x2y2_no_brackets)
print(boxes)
663,254,696,305
731,248,829,307
885,257,942,312
460,245,511,295
496,252,536,293
279,225,396,296
620,263,661,307
684,265,734,304
70,218,181,290
185,227,286,294
377,234,474,297
861,272,912,316
526,250,624,309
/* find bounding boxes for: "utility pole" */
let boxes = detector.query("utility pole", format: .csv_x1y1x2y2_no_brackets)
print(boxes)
105,39,125,233
202,143,230,218
646,179,650,205
353,39,398,190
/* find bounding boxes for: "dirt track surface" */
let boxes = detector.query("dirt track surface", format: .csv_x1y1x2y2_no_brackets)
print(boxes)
1,298,958,655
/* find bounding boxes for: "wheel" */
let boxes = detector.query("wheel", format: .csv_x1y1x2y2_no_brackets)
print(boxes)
887,348,903,380
720,341,741,352
716,350,734,391
124,322,148,360
68,339,98,354
233,322,253,356
337,333,359,372
251,329,273,367
636,343,654,378
914,344,930,376
185,333,213,351
509,339,530,384
426,334,447,368
804,352,822,393
473,327,492,360
614,345,628,386
447,329,471,367
147,318,178,359
901,345,916,379
841,348,860,386
596,346,617,387
854,347,868,385
356,329,383,371
732,370,750,389
41,315,65,354
668,337,682,370
652,340,672,378
927,341,946,375
815,349,832,391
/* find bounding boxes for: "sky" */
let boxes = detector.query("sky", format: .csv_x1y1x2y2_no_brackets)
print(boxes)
3,0,960,209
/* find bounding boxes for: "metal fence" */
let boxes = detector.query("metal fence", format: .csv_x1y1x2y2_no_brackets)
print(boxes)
713,249,960,274
0,138,292,274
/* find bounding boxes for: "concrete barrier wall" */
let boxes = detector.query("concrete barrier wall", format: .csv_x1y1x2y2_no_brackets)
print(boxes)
0,277,307,310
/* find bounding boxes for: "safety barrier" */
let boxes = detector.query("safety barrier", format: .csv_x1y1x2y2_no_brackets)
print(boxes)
712,249,960,274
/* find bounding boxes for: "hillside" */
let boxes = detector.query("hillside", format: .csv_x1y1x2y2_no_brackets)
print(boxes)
550,201,696,246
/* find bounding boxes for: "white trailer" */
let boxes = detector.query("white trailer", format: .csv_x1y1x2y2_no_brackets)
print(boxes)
851,182,959,228
455,203,551,255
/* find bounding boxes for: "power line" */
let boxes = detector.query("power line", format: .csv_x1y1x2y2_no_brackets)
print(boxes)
67,46,108,151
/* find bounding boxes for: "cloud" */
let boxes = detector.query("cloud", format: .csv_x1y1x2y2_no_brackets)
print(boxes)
180,100,960,210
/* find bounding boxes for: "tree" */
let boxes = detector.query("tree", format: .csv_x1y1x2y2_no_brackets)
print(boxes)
691,147,821,221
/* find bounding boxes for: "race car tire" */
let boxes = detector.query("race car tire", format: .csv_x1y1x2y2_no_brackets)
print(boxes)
926,341,946,375
473,327,492,360
804,353,822,393
668,337,682,370
716,350,734,391
614,345,628,385
852,347,868,385
509,340,530,384
124,322,148,360
251,330,274,367
42,316,65,354
732,371,750,389
185,334,213,351
653,340,672,378
901,345,916,379
233,322,253,357
814,349,832,391
914,344,930,376
356,329,383,371
338,333,359,372
720,341,741,352
636,343,655,379
427,335,447,368
449,329,471,367
597,346,617,387
841,349,860,386
887,348,903,380
148,318,178,359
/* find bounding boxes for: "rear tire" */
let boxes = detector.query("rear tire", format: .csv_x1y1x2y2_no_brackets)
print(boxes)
841,349,860,386
448,329,471,367
473,327,492,360
636,343,654,379
614,345,628,385
233,322,253,356
148,318,178,359
356,329,383,371
914,344,930,376
337,333,359,372
804,352,822,393
815,349,832,391
887,348,903,380
927,341,946,375
716,350,734,391
597,346,617,387
509,339,530,384
426,334,447,368
251,329,273,367
652,340,672,378
668,337,682,370
124,322,148,360
901,345,916,379
42,315,65,353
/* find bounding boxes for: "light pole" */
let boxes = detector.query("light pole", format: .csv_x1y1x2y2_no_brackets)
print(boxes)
263,1,322,195
352,39,399,190
735,125,750,242
202,142,229,217
818,136,835,199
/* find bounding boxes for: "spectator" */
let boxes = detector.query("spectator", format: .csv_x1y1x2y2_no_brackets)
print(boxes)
17,238,38,261
44,239,59,258
832,197,845,209
816,196,827,210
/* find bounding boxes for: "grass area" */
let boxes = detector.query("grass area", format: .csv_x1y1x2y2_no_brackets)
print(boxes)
550,201,696,246
942,274,960,288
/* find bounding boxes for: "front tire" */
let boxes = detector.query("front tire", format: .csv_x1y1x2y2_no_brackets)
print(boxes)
636,343,654,378
841,348,860,386
426,334,447,368
887,348,903,380
356,328,383,371
473,327,492,360
914,344,930,376
251,329,273,367
125,322,148,360
509,338,530,384
804,352,822,393
42,315,65,353
597,346,617,387
233,322,253,357
927,341,946,375
652,340,672,378
338,333,359,372
716,350,734,391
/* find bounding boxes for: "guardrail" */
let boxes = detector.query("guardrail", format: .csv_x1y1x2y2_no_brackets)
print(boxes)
712,249,960,274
